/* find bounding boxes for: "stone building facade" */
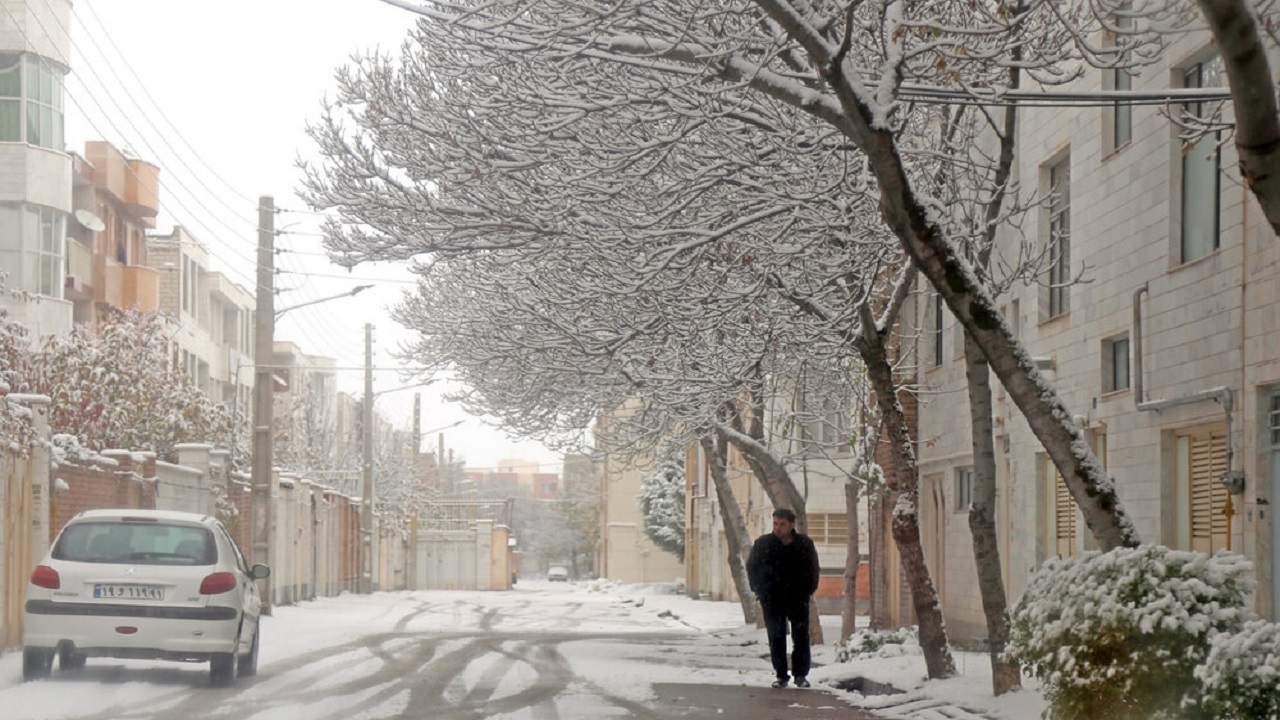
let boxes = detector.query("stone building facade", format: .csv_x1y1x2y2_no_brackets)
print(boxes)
914,28,1280,642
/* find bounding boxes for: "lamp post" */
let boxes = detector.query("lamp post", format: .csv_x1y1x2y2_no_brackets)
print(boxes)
251,194,373,613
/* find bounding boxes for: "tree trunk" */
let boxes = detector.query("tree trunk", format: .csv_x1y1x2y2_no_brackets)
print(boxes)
840,479,861,643
719,424,824,645
1196,0,1280,237
723,393,807,523
700,434,755,623
963,330,1021,695
856,324,956,680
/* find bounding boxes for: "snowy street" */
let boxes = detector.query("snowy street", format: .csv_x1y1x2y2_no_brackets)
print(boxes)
0,579,887,720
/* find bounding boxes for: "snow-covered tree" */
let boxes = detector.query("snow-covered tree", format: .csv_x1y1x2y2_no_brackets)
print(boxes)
15,308,231,460
304,7,961,668
336,0,1155,556
304,0,1230,676
638,447,685,562
0,299,37,454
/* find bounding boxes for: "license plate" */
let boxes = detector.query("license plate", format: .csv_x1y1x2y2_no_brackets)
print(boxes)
93,584,164,600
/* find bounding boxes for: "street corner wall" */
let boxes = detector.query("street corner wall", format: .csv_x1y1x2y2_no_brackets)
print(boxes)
52,451,158,535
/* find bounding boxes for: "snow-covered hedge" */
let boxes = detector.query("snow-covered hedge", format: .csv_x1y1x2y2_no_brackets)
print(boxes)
1006,545,1254,720
1196,619,1280,719
834,626,919,662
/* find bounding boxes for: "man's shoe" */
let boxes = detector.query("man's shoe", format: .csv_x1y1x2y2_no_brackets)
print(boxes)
771,678,789,688
795,678,811,688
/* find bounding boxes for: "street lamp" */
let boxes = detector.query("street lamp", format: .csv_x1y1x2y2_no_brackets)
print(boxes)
252,192,375,613
274,284,373,320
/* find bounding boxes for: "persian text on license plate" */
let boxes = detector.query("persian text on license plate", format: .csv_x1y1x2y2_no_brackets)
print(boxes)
93,584,164,600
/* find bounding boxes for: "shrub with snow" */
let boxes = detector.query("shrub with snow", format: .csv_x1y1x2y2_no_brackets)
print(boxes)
1196,619,1280,720
834,626,919,662
1006,545,1253,720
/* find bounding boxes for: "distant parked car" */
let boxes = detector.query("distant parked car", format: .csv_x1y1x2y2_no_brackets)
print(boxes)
22,509,270,687
547,565,570,582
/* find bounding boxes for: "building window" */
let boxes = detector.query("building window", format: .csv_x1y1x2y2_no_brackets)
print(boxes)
955,467,973,512
1112,67,1133,149
1102,334,1130,392
0,54,64,150
807,513,849,545
1047,158,1071,318
819,396,845,447
182,255,200,317
1107,5,1134,151
1181,57,1224,264
925,291,944,367
0,204,65,296
1269,392,1280,619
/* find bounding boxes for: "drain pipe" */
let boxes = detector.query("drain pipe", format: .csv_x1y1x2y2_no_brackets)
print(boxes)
1133,284,1240,492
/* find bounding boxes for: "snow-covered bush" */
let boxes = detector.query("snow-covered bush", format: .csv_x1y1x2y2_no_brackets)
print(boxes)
834,626,919,662
1197,619,1280,720
1006,545,1254,720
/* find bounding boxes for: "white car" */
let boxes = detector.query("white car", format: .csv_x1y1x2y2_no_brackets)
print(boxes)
22,509,270,686
547,565,569,582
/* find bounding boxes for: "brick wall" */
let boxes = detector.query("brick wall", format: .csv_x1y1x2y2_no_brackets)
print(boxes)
51,453,157,536
221,478,253,558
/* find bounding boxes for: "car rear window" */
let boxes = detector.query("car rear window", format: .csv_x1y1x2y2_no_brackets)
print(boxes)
52,522,216,565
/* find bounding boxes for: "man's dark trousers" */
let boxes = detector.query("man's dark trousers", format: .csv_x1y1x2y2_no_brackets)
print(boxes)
762,601,810,681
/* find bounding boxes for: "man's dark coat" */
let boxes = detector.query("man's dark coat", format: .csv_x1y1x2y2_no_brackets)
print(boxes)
746,531,820,609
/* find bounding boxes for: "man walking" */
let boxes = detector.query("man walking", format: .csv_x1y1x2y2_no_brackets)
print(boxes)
747,508,821,688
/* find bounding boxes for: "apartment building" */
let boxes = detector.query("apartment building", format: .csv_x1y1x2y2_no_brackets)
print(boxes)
147,226,254,419
69,140,160,325
270,340,342,478
914,31,1280,641
0,0,72,342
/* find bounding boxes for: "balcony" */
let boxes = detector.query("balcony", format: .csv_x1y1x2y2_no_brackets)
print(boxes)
124,159,160,226
122,264,159,313
93,253,123,308
91,256,159,313
84,142,160,228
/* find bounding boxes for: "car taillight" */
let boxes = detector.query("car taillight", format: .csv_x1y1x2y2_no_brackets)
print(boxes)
199,572,237,595
30,564,60,590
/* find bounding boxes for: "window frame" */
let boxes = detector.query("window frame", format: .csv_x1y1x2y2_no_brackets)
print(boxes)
1179,56,1224,265
1102,334,1131,393
0,202,65,296
1106,4,1135,152
0,53,64,149
1046,158,1071,319
954,467,973,513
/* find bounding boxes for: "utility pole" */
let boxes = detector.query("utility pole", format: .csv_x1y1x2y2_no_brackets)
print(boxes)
439,432,447,493
361,323,374,594
251,195,275,614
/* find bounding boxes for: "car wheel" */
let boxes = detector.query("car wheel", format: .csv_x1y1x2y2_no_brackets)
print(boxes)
22,648,53,681
58,646,86,671
237,626,259,678
210,652,236,687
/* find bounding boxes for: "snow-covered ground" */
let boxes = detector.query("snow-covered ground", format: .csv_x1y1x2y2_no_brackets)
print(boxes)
0,579,1046,719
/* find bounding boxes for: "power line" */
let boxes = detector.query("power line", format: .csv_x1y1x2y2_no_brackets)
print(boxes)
9,2,265,292
75,0,260,207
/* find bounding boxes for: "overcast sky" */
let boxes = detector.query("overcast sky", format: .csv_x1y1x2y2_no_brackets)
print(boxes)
60,0,562,471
